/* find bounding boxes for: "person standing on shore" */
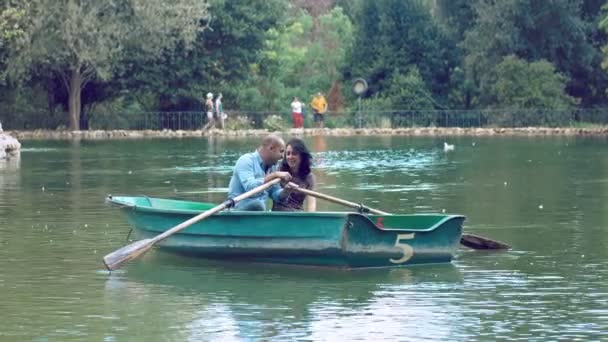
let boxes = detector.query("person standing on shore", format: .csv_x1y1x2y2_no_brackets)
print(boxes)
202,92,215,130
311,92,328,128
215,93,224,129
290,97,304,128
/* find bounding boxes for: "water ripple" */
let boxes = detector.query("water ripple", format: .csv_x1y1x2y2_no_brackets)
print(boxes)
1,137,607,341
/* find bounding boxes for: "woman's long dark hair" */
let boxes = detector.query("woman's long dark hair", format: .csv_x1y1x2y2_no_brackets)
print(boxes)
280,138,312,178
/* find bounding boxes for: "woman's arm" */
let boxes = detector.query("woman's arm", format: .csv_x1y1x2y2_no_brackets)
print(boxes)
305,196,316,212
305,173,317,212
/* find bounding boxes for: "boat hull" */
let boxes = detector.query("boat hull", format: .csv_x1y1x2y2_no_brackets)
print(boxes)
108,196,464,268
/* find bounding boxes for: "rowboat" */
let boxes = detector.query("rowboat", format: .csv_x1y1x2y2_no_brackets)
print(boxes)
106,195,465,268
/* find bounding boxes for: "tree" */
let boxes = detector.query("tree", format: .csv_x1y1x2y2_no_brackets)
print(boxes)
5,0,209,130
237,4,353,111
287,6,353,109
0,4,26,84
118,0,288,112
488,55,576,126
386,68,435,110
431,0,476,41
464,0,607,108
347,0,458,105
599,2,608,71
491,55,576,110
292,0,333,41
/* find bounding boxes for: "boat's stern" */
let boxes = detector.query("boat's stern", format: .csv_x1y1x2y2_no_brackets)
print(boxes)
340,213,465,268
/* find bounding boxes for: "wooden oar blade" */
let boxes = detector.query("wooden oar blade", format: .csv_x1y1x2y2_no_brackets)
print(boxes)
461,233,510,250
103,238,155,271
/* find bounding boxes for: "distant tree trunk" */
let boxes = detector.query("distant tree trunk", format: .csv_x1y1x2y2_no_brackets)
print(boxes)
65,66,95,130
80,110,89,130
68,68,83,131
327,80,345,111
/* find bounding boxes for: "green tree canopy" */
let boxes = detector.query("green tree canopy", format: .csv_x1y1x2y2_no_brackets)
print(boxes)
432,0,476,42
0,5,27,84
117,0,288,112
599,2,608,71
490,55,576,110
347,0,457,108
464,0,607,108
5,0,209,130
236,4,353,112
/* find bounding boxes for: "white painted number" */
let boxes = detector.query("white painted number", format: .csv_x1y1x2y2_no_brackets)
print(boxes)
389,233,415,264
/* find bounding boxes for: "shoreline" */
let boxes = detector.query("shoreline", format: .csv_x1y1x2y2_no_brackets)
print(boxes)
5,126,608,140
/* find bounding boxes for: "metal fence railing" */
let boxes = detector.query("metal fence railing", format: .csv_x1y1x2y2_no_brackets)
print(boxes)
1,108,608,130
347,108,608,128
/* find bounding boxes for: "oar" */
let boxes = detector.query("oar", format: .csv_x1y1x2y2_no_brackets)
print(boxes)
286,182,510,250
103,178,282,271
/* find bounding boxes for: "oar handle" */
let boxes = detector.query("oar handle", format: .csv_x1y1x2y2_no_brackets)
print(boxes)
286,182,390,215
103,178,282,270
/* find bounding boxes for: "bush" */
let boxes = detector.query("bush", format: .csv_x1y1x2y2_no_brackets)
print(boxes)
263,114,289,131
89,107,130,129
224,115,254,130
490,55,577,111
486,108,573,127
325,113,353,129
89,98,150,129
0,85,67,129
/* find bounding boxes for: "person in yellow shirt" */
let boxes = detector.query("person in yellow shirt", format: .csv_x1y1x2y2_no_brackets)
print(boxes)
311,92,328,128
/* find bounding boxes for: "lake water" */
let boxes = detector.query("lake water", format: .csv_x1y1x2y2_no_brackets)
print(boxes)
1,135,607,341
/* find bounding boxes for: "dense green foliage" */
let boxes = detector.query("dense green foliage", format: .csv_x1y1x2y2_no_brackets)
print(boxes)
2,0,209,129
491,56,576,110
349,0,457,102
242,5,353,112
119,0,288,112
2,0,608,130
487,55,577,126
0,5,25,84
463,0,607,108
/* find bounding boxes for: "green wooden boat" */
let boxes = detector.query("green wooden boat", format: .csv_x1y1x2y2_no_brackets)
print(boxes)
107,195,465,268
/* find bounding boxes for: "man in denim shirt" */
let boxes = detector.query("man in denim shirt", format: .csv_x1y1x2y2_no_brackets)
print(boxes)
228,134,292,210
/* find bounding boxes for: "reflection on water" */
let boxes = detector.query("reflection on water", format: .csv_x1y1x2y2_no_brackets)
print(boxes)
104,257,464,341
0,152,20,176
317,149,444,176
0,154,20,230
0,136,607,340
173,165,233,173
20,147,61,152
312,135,327,153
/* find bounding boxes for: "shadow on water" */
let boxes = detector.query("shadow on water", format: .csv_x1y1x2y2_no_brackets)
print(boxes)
103,251,465,310
107,251,464,296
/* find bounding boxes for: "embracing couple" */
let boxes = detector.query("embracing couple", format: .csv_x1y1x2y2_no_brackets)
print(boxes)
227,134,316,212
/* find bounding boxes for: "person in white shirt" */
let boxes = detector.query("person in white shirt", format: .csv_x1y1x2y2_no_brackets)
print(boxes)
290,97,304,128
202,92,215,130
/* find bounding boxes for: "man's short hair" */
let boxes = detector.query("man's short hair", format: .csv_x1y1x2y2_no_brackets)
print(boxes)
261,134,284,148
